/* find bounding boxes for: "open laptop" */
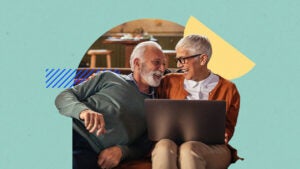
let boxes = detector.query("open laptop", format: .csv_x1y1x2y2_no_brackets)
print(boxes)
145,99,226,144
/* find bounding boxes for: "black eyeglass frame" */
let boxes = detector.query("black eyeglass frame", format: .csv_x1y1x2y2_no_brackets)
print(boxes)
175,53,203,64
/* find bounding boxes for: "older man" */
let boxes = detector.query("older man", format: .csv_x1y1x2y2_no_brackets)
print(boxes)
55,41,166,169
153,35,241,169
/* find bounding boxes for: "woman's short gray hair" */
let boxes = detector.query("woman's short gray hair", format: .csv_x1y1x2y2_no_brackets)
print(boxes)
175,35,212,59
129,41,162,71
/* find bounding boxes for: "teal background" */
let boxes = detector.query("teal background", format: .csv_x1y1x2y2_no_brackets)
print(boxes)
1,0,300,168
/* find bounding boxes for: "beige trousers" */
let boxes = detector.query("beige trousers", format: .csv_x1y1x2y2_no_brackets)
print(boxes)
152,139,231,169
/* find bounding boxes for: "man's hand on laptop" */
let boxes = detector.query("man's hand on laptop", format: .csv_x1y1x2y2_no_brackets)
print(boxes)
79,109,106,136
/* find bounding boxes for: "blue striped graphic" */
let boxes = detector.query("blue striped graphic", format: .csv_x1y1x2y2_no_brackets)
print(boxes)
45,68,122,88
58,69,77,88
46,68,54,78
64,69,83,88
46,69,60,84
46,69,66,88
76,69,98,85
52,69,72,88
73,69,89,85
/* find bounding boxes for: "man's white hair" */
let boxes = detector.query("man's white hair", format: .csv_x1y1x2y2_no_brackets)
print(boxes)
129,41,162,71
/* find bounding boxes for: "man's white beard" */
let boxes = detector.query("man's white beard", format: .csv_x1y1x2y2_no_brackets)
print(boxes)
141,67,162,87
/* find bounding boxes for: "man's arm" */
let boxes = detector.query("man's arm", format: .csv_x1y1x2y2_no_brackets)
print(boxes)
55,72,104,119
55,72,106,135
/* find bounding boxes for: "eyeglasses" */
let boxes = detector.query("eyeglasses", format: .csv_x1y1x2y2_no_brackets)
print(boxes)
175,54,202,64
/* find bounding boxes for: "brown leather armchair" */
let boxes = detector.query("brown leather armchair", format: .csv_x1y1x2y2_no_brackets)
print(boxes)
115,158,151,169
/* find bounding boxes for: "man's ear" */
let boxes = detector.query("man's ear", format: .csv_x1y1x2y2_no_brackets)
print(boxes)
133,58,140,70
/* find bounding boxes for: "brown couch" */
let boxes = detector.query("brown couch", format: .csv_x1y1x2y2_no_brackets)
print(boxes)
115,158,151,169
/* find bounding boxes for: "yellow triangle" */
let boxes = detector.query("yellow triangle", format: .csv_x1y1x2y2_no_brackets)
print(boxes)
184,16,255,80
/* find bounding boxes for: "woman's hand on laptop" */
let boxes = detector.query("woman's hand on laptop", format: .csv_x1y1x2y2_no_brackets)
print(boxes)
79,109,107,136
225,132,229,144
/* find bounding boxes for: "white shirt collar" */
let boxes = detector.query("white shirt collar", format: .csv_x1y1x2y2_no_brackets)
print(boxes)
184,73,219,100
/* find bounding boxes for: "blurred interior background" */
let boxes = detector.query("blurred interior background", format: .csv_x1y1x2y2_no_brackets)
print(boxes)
79,19,184,71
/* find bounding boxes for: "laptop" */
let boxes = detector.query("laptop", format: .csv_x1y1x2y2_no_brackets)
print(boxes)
145,99,226,144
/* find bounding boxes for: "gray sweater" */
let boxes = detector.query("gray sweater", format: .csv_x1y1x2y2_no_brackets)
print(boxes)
55,71,153,160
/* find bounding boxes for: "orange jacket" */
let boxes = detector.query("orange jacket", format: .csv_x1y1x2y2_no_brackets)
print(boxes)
156,73,241,162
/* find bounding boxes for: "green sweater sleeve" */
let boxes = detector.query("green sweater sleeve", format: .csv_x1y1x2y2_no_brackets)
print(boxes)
55,73,104,119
